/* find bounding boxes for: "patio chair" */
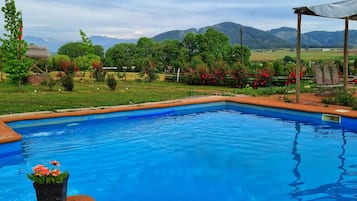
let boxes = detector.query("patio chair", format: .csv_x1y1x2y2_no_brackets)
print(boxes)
314,64,343,96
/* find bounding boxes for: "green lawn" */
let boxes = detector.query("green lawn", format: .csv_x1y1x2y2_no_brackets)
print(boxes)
0,81,236,115
251,49,344,61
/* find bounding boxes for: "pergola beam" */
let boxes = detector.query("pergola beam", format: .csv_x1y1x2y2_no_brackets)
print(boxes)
344,17,349,93
296,13,301,103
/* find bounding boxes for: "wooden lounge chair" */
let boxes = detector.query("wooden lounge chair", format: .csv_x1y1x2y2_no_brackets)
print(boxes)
314,64,343,96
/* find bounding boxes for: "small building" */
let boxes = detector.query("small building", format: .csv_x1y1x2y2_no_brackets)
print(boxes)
26,45,51,85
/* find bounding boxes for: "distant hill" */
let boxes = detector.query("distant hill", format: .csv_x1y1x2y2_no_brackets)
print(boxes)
24,36,67,53
25,21,357,52
153,22,292,49
268,27,357,48
267,27,296,44
90,36,137,50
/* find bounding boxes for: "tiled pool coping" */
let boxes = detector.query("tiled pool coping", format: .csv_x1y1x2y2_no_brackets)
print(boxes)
1,95,357,144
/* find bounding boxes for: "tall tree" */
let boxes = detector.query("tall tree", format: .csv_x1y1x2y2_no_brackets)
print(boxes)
105,43,136,68
79,29,95,55
1,0,32,89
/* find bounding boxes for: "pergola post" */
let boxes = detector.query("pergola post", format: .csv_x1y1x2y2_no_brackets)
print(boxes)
343,17,349,93
296,12,302,103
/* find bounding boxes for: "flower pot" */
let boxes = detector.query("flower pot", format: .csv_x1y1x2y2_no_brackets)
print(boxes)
33,175,69,201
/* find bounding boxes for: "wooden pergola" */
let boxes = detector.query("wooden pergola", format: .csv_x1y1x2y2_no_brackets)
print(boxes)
26,44,50,59
25,44,51,73
293,0,357,103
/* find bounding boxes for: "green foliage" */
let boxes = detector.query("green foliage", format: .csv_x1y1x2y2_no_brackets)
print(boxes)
57,42,86,58
335,93,356,107
57,42,104,60
79,29,95,55
136,37,155,58
234,86,291,96
75,54,101,71
60,74,74,91
47,76,56,91
226,45,250,66
105,43,136,68
321,92,356,107
41,73,56,91
92,61,106,82
272,60,286,75
48,54,71,71
283,55,295,63
106,74,117,90
182,28,233,68
1,0,32,89
140,60,158,82
228,63,249,88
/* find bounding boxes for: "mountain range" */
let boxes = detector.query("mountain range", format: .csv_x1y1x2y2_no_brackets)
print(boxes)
25,21,357,53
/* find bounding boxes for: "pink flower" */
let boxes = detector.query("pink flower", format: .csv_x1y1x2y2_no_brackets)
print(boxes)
50,160,60,167
51,169,61,177
33,165,50,176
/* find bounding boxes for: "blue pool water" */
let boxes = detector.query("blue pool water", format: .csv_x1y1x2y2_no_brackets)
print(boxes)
1,102,357,201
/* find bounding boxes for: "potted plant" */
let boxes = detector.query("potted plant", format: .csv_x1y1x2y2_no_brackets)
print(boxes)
27,160,69,201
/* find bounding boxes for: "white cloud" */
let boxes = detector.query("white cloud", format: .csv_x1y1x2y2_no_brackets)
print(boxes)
1,0,356,41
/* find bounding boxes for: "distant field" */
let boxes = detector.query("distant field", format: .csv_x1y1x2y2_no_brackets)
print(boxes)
250,48,346,62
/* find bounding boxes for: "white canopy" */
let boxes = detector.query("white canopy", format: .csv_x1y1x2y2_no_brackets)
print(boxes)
294,0,357,20
308,0,357,18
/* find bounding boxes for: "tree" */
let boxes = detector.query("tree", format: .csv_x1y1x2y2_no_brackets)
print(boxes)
182,33,199,61
57,42,86,59
105,43,137,69
156,40,183,68
226,45,250,66
136,37,155,59
79,29,95,55
182,28,232,68
57,42,104,60
1,0,32,89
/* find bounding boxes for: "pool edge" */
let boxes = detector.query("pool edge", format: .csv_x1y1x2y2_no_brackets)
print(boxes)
1,95,357,144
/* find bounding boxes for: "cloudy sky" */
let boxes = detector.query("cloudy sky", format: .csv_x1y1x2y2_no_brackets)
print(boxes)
5,0,357,40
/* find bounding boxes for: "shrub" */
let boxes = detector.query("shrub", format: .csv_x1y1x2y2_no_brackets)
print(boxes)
92,61,106,82
106,74,117,90
46,76,56,91
141,61,158,82
285,71,303,86
335,92,356,107
353,102,357,110
321,92,356,107
60,74,74,91
60,61,79,76
41,73,56,91
229,68,248,88
321,97,337,105
253,68,273,89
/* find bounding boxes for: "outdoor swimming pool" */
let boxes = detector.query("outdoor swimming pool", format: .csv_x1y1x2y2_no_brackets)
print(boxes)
1,102,357,201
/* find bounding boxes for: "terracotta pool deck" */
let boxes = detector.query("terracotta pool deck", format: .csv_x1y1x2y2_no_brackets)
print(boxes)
1,93,357,145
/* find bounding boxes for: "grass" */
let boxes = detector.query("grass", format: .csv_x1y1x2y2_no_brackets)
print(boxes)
0,80,236,115
250,49,344,61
